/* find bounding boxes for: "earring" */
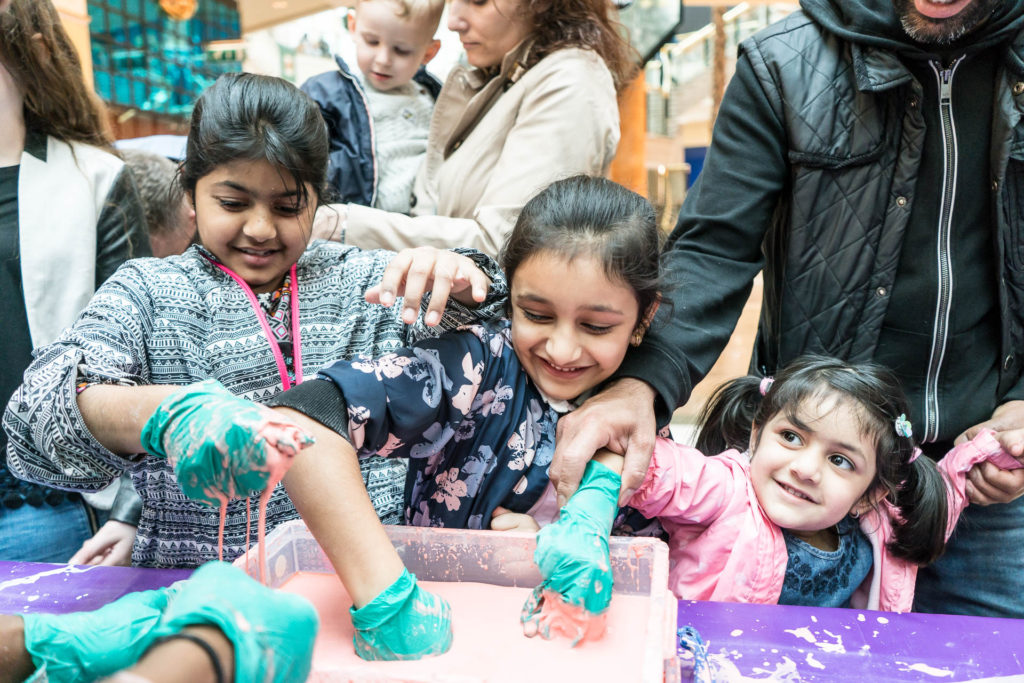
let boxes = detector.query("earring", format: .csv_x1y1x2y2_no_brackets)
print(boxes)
630,327,645,347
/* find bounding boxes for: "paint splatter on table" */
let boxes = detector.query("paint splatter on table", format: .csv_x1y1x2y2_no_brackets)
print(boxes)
4,560,1024,682
678,599,1024,681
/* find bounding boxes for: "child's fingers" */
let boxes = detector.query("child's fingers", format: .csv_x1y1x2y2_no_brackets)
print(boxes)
462,262,491,303
490,509,540,532
375,250,416,309
364,285,384,306
397,249,441,325
423,261,455,327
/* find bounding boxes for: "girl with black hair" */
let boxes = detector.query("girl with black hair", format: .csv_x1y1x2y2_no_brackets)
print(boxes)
599,355,1023,610
4,71,506,571
135,174,663,659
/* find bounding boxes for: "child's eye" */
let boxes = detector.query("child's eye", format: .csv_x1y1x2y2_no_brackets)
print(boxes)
364,38,379,46
394,47,412,56
217,198,246,210
276,203,303,216
582,323,613,334
780,430,802,446
828,454,855,471
520,309,551,323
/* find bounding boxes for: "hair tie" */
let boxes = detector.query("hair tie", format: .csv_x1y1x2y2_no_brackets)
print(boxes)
908,447,922,464
894,414,913,439
758,376,774,396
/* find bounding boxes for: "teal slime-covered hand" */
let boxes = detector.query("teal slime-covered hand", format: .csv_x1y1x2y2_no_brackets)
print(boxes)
140,379,314,505
351,568,453,661
22,584,175,682
522,459,620,644
153,561,319,683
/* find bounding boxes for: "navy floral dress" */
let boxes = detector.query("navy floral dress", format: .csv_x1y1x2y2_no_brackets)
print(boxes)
316,320,555,529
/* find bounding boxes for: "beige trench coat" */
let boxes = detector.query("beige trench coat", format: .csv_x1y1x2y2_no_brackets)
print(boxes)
341,41,620,257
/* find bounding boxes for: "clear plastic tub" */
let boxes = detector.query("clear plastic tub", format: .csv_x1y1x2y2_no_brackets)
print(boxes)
238,519,680,682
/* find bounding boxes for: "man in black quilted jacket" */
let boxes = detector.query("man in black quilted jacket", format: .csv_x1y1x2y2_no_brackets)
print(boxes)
551,0,1024,617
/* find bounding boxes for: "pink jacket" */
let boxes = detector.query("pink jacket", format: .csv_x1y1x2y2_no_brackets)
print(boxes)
630,429,1019,612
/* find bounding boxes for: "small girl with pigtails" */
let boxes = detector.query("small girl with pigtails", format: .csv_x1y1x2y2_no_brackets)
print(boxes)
589,355,1023,610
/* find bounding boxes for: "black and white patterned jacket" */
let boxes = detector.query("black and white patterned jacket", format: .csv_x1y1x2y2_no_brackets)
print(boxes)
4,241,506,568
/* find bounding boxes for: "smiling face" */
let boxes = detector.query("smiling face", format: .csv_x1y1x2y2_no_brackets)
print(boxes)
509,250,641,402
748,395,879,549
892,0,1004,44
447,0,532,69
192,158,314,293
352,0,440,92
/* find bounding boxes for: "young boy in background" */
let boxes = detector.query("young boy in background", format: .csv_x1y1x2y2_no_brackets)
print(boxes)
302,0,443,217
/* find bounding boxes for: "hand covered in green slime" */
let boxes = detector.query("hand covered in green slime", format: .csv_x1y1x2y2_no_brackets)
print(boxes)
350,568,453,661
140,379,314,505
21,583,175,682
522,459,620,645
152,561,318,683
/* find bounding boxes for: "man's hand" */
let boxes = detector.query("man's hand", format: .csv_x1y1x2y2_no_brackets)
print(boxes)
956,400,1024,445
966,461,1024,505
68,520,137,566
364,247,491,326
957,402,1024,505
550,379,656,507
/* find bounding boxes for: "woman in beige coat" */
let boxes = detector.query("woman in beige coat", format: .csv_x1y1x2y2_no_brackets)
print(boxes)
317,0,633,257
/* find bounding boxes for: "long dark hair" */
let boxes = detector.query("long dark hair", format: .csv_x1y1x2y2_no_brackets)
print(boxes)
696,354,949,566
180,73,329,213
521,0,637,93
0,0,112,147
500,175,661,326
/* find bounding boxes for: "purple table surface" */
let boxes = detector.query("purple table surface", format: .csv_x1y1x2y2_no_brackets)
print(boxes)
0,560,190,615
679,599,1024,682
3,560,1022,682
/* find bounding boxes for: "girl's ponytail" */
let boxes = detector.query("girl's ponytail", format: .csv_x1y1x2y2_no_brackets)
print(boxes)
886,453,949,565
695,375,764,455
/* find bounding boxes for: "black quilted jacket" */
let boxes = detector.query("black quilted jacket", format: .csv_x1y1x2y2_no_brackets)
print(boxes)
620,1,1024,436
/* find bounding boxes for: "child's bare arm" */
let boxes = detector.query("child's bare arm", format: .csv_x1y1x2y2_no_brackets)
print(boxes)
276,408,405,607
593,449,625,475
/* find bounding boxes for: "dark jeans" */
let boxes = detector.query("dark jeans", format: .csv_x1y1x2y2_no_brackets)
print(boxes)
914,492,1024,618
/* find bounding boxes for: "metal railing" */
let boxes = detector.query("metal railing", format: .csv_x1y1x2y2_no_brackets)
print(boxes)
645,3,799,136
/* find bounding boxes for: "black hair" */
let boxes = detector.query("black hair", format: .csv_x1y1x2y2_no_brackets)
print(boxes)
695,354,949,566
500,175,662,327
179,72,329,215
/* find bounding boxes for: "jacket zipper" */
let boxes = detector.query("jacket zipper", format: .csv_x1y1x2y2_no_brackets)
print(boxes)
923,56,965,442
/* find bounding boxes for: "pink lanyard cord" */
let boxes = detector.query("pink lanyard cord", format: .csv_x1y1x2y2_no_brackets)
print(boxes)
205,257,303,390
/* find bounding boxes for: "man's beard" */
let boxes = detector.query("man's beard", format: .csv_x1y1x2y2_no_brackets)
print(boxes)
893,0,1003,45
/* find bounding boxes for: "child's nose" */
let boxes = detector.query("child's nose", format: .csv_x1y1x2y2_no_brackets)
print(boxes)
243,207,276,241
545,332,582,366
789,450,821,482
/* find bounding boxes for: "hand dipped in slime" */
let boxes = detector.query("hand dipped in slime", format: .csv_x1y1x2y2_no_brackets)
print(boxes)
522,459,619,646
141,379,314,505
351,568,454,661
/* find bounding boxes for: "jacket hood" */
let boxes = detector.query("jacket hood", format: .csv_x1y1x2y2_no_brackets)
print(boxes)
800,0,1024,57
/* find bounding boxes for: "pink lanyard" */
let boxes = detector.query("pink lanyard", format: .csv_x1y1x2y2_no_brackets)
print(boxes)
205,257,304,390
